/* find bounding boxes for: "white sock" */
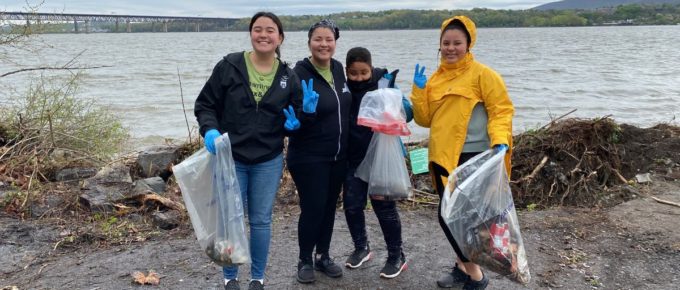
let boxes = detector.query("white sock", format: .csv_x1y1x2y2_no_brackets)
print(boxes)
251,278,264,284
224,278,237,285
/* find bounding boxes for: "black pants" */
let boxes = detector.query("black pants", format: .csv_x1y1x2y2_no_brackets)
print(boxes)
343,167,403,256
432,152,481,263
289,160,347,262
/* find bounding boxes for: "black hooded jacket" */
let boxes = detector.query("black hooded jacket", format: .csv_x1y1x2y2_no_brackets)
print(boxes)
194,52,301,164
287,58,352,165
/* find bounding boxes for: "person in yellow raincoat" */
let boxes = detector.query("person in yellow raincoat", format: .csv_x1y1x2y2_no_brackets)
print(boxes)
410,15,514,290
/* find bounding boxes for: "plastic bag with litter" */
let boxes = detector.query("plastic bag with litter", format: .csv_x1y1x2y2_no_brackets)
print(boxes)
356,88,410,136
172,133,250,266
440,149,530,284
355,132,412,200
355,87,412,200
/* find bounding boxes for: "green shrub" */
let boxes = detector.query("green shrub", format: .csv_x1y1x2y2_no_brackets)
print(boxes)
0,73,129,172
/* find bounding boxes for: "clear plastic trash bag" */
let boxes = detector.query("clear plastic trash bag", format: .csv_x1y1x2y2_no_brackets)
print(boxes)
172,148,213,250
172,134,251,266
355,133,412,200
440,149,530,284
357,88,410,136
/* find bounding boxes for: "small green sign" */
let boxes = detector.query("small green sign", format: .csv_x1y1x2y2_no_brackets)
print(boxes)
409,148,429,175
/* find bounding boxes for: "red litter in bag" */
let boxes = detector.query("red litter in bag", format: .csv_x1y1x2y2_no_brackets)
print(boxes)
357,112,410,136
356,88,411,136
490,220,511,259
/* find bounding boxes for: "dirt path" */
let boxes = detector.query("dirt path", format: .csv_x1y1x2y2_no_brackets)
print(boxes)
2,182,680,290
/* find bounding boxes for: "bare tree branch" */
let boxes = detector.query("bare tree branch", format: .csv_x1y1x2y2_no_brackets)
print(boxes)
177,66,192,144
1,65,112,78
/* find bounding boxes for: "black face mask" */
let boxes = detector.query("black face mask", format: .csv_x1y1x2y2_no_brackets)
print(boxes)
347,78,377,94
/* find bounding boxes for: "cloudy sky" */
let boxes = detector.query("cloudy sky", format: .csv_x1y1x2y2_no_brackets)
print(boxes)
2,0,557,17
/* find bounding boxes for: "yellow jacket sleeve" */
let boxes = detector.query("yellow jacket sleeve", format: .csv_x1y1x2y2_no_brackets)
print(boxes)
480,68,514,147
410,85,431,128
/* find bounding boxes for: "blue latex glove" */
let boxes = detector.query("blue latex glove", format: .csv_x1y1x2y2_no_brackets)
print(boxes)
204,129,221,155
283,105,300,130
494,144,509,153
413,63,427,89
402,95,414,122
301,78,319,113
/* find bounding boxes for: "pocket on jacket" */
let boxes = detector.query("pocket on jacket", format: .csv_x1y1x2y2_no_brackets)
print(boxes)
446,87,476,100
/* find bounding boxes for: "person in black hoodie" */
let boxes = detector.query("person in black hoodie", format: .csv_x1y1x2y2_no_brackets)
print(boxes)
342,47,413,279
288,19,352,284
194,12,302,290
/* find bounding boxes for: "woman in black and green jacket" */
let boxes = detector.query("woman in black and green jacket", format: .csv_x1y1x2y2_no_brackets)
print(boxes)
287,19,352,284
194,12,302,290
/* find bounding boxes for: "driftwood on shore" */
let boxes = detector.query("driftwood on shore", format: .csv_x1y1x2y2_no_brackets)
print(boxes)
651,196,680,208
510,117,680,208
2,117,680,218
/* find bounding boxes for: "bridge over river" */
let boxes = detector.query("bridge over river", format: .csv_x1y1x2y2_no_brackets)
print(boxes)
1,12,238,33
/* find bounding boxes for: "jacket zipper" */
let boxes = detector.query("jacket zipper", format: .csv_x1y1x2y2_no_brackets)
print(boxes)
306,60,343,161
331,87,342,161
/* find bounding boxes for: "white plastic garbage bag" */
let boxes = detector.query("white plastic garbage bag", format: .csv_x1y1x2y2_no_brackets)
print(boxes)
173,134,251,266
440,149,530,284
357,88,410,136
172,148,214,249
355,132,412,200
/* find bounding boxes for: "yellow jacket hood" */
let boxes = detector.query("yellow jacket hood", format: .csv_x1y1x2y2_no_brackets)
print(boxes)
440,15,477,50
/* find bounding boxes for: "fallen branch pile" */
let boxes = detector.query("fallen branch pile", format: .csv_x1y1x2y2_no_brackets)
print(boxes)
510,117,627,207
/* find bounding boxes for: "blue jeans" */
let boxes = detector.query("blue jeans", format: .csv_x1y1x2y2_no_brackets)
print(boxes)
223,153,283,280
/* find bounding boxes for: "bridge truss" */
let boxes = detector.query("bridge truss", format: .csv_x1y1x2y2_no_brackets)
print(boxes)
0,12,239,33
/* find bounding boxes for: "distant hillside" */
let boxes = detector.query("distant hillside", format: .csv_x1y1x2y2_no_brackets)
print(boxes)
534,0,680,10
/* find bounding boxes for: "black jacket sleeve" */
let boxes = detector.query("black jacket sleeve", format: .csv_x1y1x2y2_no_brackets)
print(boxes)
194,60,226,137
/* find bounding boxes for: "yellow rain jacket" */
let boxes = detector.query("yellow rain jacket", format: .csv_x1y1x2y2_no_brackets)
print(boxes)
410,16,514,187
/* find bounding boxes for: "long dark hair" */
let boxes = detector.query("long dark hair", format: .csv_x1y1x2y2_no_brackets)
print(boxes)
249,11,284,57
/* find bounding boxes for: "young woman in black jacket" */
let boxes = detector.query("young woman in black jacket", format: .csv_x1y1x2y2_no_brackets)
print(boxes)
287,19,352,284
193,12,302,290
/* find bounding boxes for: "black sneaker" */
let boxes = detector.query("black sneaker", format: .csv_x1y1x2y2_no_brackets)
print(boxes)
462,272,489,290
224,279,240,290
248,280,264,290
314,253,343,278
297,260,316,283
345,245,372,269
380,252,407,279
437,265,468,288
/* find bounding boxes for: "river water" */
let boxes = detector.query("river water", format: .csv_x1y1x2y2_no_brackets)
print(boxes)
2,26,679,147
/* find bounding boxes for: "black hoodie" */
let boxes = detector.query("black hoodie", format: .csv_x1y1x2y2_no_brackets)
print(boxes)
287,58,352,166
194,52,301,164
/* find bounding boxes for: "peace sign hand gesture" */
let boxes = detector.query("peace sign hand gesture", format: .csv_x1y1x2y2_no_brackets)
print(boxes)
283,105,300,131
413,63,427,89
301,78,319,113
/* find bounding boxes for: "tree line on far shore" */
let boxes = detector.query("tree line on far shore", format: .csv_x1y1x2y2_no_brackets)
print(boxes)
264,3,680,30
6,3,680,34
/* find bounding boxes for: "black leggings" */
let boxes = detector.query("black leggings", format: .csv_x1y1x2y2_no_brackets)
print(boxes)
289,160,346,262
432,152,481,263
343,167,402,255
